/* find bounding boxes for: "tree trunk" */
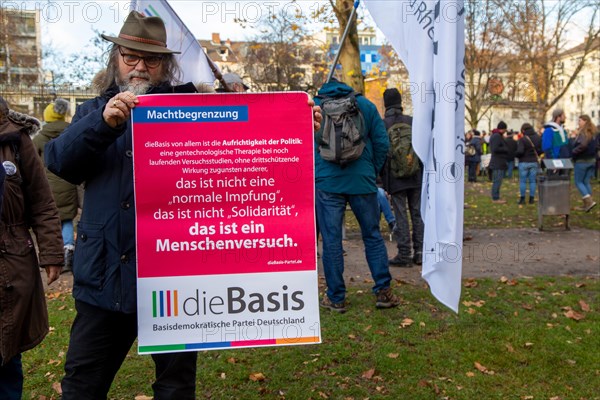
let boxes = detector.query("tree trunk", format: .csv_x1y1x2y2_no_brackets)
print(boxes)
333,0,364,93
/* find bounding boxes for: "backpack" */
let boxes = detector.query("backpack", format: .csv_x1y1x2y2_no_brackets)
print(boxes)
388,122,420,178
465,143,477,157
315,93,365,168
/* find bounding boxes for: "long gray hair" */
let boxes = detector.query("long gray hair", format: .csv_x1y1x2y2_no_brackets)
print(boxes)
95,45,182,95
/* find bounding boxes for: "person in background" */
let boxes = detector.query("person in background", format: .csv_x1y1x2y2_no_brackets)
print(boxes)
380,88,424,267
315,79,399,313
0,96,63,399
571,114,597,212
33,98,79,273
377,186,396,234
489,121,509,203
465,129,482,183
515,123,542,204
542,108,569,159
504,129,518,179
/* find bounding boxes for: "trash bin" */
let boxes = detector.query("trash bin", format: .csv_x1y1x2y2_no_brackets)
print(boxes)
537,158,574,230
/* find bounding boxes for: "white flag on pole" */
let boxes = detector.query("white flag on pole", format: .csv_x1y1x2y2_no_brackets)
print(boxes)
364,0,465,312
131,0,216,86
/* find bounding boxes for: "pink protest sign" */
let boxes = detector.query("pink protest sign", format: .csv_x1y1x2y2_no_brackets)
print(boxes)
132,93,320,353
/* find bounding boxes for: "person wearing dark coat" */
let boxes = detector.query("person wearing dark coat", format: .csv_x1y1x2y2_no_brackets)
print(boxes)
489,121,509,203
45,11,323,399
504,130,518,179
465,129,482,182
33,98,78,272
515,123,542,204
44,12,201,399
0,96,63,399
380,88,424,267
315,79,399,313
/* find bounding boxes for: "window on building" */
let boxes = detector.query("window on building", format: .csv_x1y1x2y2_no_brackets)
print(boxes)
555,61,564,72
360,54,365,62
557,79,564,90
592,111,596,118
372,54,378,63
512,110,520,119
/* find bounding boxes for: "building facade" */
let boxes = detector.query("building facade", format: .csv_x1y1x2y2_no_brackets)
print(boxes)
0,7,42,86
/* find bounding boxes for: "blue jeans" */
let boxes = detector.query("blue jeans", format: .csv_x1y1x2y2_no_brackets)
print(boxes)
518,162,538,198
377,188,395,225
505,160,515,178
0,354,23,400
390,188,424,258
62,219,75,247
491,169,505,200
574,161,595,197
316,189,391,303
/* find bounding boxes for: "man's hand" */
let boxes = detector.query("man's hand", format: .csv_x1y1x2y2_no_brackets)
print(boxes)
308,99,322,132
103,91,140,128
45,265,62,285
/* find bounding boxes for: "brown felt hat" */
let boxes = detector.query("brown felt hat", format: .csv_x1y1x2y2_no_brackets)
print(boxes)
101,11,180,54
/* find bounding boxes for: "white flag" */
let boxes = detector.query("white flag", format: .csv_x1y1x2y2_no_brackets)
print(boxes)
364,0,465,312
132,0,216,86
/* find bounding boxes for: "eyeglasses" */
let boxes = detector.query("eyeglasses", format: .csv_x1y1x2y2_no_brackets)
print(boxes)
118,47,163,68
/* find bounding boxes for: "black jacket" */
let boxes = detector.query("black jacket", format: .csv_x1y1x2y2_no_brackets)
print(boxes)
489,129,508,170
380,106,422,193
505,135,518,161
516,128,542,164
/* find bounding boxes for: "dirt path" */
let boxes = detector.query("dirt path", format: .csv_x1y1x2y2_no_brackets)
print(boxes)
317,228,600,287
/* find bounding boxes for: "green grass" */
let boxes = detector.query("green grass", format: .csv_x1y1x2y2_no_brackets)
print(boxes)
343,175,600,232
24,277,599,399
463,175,600,230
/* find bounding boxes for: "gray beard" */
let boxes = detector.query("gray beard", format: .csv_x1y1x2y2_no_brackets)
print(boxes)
117,71,156,95
119,81,152,95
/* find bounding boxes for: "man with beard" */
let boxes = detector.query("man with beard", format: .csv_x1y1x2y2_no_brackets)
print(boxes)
45,11,320,399
542,108,570,159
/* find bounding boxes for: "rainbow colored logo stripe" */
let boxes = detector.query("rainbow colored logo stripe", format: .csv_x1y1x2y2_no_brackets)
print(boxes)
152,290,179,318
139,337,320,353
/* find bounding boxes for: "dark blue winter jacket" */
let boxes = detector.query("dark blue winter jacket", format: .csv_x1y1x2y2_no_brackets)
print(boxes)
45,82,196,313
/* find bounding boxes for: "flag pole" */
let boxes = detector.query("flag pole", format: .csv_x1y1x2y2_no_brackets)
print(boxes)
326,0,360,83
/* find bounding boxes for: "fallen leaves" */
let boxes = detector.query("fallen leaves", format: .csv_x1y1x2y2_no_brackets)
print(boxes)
52,382,62,395
361,368,376,379
563,309,585,321
249,372,266,382
562,300,590,321
464,278,478,288
463,300,485,308
473,361,495,375
579,300,590,312
399,318,414,328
